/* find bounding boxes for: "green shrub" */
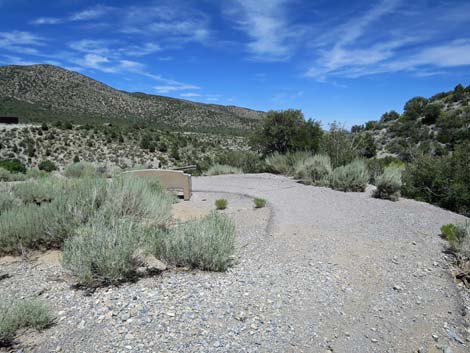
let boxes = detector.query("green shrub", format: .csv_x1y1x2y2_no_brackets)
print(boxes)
373,166,403,201
38,160,57,172
294,154,332,186
0,159,26,174
440,222,470,255
402,142,470,216
64,162,97,178
250,109,322,155
330,159,369,192
367,156,404,184
254,198,267,208
323,123,359,168
0,202,72,254
215,199,228,210
0,168,27,182
0,298,54,346
265,151,311,175
205,164,242,176
26,168,49,179
0,192,18,215
150,212,235,271
12,177,61,205
62,216,140,286
215,150,266,173
0,177,108,254
102,175,172,226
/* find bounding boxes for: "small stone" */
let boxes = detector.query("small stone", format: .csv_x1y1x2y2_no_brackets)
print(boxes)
371,338,378,343
432,334,439,342
393,285,403,291
166,312,175,317
442,346,454,353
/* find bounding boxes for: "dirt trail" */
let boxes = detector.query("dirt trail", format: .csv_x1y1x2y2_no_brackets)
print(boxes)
194,174,469,352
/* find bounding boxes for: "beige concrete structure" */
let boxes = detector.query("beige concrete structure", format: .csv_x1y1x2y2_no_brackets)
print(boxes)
124,169,192,201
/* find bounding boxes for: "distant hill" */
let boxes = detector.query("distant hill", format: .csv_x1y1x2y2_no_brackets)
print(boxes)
352,84,470,160
0,64,265,134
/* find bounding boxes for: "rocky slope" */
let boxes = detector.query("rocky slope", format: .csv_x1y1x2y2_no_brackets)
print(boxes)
353,84,470,159
0,64,265,134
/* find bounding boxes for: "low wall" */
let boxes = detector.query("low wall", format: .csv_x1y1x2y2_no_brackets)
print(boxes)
124,169,192,201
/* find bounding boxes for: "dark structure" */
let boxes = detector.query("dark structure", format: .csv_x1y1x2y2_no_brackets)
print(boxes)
0,116,19,124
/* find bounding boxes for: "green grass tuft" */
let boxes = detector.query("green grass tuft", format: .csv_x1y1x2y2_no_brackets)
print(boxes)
254,198,267,208
215,198,228,210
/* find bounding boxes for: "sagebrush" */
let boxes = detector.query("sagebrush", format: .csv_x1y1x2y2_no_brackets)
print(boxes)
330,159,369,192
0,298,54,346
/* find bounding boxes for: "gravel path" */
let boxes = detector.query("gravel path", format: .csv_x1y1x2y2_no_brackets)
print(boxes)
1,173,469,353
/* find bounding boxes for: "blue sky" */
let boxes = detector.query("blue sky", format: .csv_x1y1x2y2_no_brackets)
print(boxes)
0,0,469,127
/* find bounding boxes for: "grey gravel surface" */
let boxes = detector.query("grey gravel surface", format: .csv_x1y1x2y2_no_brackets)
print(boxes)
1,173,469,353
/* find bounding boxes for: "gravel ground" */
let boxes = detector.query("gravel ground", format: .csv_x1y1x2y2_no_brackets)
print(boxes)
1,173,469,353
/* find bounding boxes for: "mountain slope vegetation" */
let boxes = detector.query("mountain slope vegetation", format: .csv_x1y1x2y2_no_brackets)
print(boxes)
352,84,470,160
0,64,264,134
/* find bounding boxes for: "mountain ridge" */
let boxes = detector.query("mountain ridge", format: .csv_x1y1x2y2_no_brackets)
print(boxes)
0,64,265,134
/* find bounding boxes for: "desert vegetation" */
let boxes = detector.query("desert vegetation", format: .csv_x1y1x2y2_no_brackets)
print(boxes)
441,222,470,287
0,298,54,347
0,123,247,173
0,165,236,289
215,198,228,210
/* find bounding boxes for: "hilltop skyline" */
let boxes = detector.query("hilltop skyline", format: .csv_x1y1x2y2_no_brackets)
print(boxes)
1,0,469,127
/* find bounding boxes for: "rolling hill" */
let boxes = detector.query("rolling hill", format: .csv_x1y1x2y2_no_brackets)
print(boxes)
0,64,265,134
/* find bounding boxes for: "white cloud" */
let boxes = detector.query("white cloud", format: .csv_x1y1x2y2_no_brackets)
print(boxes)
306,0,470,80
69,39,111,55
0,31,46,55
32,5,112,26
385,39,470,71
225,0,305,61
119,60,144,70
154,82,200,94
180,92,202,97
31,17,61,25
70,6,111,21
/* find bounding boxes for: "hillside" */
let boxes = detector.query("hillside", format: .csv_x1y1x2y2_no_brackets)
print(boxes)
0,64,265,134
352,84,470,160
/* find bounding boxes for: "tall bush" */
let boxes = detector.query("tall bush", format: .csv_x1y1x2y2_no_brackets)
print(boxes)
330,159,369,192
373,166,403,201
294,154,332,186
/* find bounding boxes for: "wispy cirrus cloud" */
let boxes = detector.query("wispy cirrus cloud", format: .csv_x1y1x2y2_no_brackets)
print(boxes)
32,5,112,25
121,2,212,46
31,17,61,25
0,31,46,55
306,0,470,80
68,39,161,57
224,0,306,61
